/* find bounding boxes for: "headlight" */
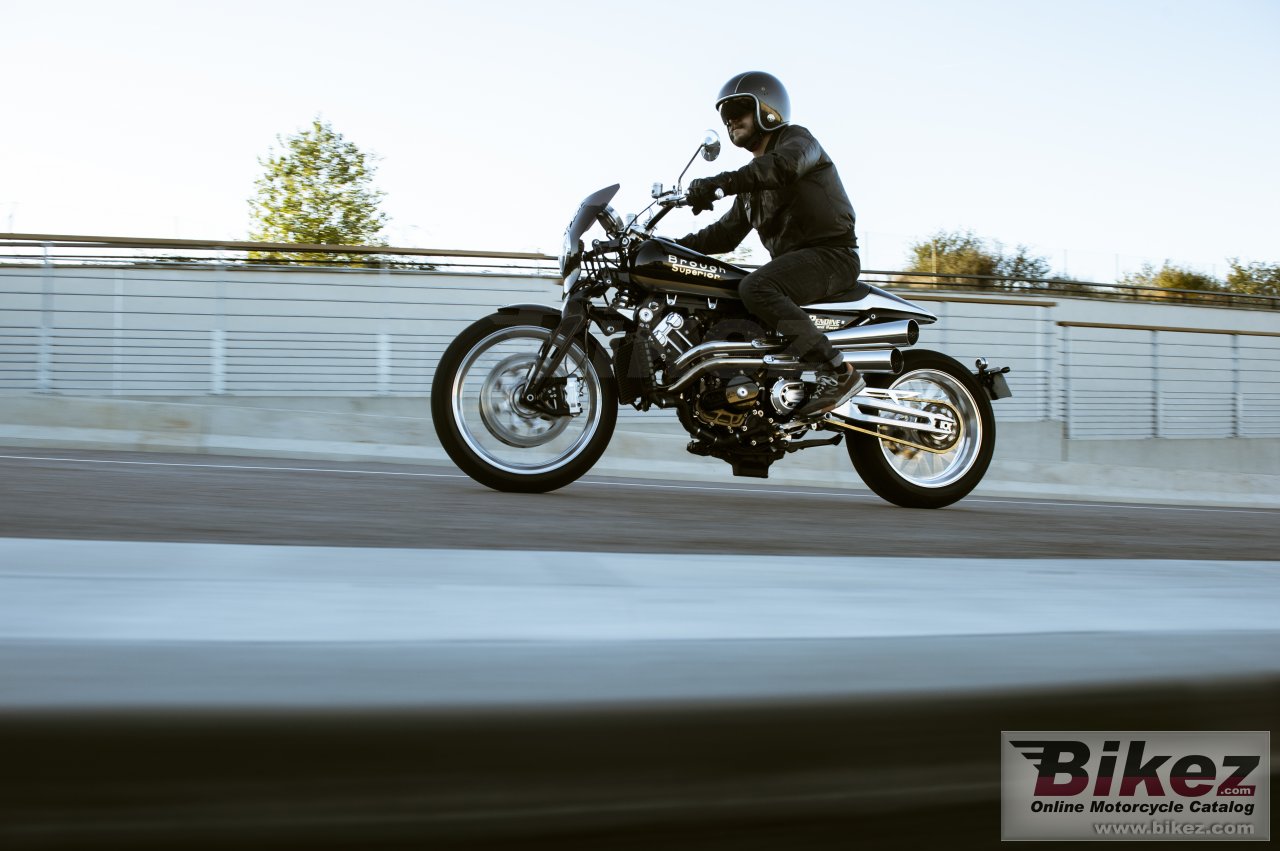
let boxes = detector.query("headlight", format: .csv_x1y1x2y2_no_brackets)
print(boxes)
596,205,623,236
559,232,582,277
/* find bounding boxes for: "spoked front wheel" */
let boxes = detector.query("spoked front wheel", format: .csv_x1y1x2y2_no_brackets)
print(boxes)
845,350,995,508
431,311,617,492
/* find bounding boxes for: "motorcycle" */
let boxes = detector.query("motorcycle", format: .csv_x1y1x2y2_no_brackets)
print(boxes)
431,132,1012,508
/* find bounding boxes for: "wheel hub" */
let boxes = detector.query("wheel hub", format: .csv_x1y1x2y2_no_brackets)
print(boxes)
478,354,571,448
911,402,960,451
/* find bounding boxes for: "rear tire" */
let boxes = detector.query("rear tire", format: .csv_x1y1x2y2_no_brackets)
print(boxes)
431,311,617,493
846,350,995,508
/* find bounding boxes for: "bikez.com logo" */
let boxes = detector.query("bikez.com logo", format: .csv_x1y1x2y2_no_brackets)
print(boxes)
1001,732,1268,841
667,255,722,280
1014,738,1259,803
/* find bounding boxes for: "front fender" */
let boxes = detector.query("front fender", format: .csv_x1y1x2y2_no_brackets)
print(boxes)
497,303,560,320
495,303,612,372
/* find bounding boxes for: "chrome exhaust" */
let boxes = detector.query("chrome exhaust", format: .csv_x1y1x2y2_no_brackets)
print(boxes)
662,348,901,393
828,319,918,349
662,357,770,392
670,319,918,373
846,348,903,374
670,338,776,372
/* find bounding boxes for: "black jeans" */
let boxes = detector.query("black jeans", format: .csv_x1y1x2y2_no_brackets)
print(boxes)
739,246,861,364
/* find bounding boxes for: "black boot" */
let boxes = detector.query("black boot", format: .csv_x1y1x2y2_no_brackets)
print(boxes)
793,362,866,419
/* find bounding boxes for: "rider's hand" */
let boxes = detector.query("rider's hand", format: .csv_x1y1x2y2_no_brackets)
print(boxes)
687,178,720,215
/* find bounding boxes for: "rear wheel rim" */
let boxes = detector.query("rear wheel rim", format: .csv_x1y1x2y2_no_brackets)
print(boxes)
877,368,982,489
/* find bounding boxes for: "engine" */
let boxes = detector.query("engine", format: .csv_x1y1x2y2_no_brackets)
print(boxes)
694,372,805,424
604,297,826,479
609,299,810,462
612,300,704,407
695,374,761,428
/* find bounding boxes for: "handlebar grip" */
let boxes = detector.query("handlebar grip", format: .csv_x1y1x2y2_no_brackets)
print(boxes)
671,186,724,208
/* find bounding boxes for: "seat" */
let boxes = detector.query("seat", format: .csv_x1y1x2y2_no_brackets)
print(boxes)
808,278,870,307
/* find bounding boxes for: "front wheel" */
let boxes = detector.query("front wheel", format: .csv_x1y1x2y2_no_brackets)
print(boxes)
431,311,617,493
845,350,995,508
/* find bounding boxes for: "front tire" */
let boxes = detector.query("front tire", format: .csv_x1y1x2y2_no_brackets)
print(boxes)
846,350,995,508
431,311,617,493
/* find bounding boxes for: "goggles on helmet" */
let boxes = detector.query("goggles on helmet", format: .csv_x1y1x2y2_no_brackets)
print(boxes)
718,97,755,125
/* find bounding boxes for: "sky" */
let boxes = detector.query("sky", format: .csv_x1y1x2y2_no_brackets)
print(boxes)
3,0,1278,283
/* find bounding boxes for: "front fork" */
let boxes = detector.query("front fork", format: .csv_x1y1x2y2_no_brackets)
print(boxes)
521,295,591,417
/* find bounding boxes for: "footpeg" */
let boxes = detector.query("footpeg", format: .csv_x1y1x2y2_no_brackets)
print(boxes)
783,434,844,453
686,440,714,457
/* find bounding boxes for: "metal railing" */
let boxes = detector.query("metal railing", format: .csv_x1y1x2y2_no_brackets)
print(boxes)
3,231,1278,311
879,270,1280,312
1059,322,1280,440
2,233,1278,439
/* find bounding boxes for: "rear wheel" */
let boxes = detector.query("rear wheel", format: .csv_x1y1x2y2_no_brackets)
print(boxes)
431,312,617,493
846,350,995,508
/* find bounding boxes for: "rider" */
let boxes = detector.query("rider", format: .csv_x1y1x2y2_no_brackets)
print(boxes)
679,71,865,418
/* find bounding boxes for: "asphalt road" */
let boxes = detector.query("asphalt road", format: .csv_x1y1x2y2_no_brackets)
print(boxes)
2,448,1276,849
1,448,1277,558
2,445,1277,707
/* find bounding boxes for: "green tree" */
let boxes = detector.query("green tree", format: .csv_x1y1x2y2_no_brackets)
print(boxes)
905,230,999,279
1118,262,1222,293
995,244,1053,282
248,117,389,264
1224,259,1280,297
903,230,1053,287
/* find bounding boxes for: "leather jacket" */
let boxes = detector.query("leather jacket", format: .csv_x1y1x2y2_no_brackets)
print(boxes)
676,124,857,260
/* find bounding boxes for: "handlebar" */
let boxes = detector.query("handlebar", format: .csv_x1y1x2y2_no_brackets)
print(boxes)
666,187,726,208
640,184,727,233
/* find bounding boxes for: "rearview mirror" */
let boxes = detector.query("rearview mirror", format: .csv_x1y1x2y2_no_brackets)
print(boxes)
701,131,721,162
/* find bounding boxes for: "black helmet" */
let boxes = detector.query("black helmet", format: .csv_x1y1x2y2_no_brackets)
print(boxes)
715,71,790,132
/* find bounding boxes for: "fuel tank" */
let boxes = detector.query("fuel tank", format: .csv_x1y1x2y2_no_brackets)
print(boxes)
630,237,745,299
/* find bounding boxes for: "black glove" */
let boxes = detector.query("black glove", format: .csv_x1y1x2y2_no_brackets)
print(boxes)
686,178,720,215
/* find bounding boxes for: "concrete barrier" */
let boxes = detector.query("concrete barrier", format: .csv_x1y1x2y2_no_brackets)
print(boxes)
1,395,1277,507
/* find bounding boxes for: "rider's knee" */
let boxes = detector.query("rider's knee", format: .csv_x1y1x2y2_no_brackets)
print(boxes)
738,273,774,309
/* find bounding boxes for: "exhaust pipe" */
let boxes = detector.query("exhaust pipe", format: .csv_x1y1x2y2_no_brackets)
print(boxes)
847,348,903,374
828,319,918,349
670,319,918,373
662,348,901,393
670,339,774,371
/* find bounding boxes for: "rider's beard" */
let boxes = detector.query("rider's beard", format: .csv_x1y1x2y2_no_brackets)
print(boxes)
730,125,764,151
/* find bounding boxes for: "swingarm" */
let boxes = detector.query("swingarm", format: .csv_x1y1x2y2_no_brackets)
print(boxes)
826,389,960,438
